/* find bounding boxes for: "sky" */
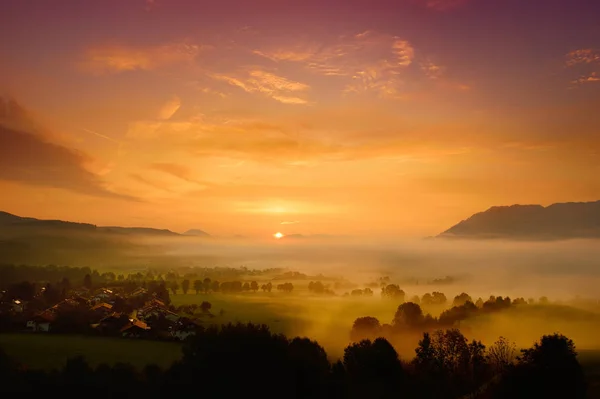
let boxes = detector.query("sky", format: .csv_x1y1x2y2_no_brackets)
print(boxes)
1,0,600,238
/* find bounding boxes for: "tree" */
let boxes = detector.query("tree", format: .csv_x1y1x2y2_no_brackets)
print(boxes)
193,280,202,294
452,292,473,307
266,282,272,292
203,277,212,293
250,281,258,292
350,317,382,342
343,338,406,398
276,282,293,292
363,288,374,296
242,282,250,291
381,284,405,301
181,279,190,295
200,301,212,313
487,336,516,373
497,334,586,399
392,302,424,329
211,280,220,292
170,281,179,295
83,274,92,289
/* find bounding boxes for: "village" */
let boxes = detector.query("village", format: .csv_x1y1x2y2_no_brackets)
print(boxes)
0,284,214,341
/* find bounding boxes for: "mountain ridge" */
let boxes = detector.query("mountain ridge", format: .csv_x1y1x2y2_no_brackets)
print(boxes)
438,200,600,240
0,210,204,237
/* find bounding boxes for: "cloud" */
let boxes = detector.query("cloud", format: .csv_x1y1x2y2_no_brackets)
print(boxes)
421,60,445,80
80,42,204,74
210,70,310,104
391,40,415,66
280,220,300,225
571,72,600,86
150,162,198,183
0,99,135,200
158,96,181,120
253,31,421,99
566,49,600,67
130,173,170,192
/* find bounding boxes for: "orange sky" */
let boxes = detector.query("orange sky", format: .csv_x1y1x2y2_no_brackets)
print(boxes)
1,0,600,237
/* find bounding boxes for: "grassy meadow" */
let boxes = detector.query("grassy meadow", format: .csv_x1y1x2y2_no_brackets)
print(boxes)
0,334,182,370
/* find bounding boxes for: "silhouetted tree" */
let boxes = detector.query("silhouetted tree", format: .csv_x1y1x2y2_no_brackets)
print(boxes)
487,336,516,373
181,279,190,295
381,284,405,301
393,302,424,330
193,280,202,294
203,277,211,293
350,317,382,342
250,281,258,292
496,333,586,399
211,280,220,292
452,293,473,307
343,338,406,399
200,301,212,313
170,281,179,295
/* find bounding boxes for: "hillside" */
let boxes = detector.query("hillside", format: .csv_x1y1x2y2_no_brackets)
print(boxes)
438,201,600,240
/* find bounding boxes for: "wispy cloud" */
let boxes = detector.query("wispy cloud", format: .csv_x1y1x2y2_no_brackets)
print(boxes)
210,70,310,104
565,49,600,87
420,60,445,80
571,72,600,86
280,220,300,225
150,162,198,183
81,128,120,144
566,49,600,67
253,31,422,99
158,96,181,120
80,42,205,74
392,39,415,66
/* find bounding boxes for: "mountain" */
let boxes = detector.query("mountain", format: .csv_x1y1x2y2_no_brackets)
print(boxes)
438,201,600,240
0,210,190,237
183,229,212,238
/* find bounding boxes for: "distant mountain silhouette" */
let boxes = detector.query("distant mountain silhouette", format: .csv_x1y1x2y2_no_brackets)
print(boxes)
183,229,212,238
438,201,600,240
0,211,201,237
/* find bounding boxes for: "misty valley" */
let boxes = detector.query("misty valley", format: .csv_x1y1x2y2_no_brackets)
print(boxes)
2,219,600,397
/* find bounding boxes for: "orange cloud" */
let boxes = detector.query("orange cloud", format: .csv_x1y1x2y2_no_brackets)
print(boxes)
210,70,310,104
150,162,198,183
566,49,600,67
80,42,204,74
158,96,181,120
571,72,600,86
0,99,135,200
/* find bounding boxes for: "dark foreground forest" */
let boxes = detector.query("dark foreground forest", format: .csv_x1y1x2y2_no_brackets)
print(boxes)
0,322,588,399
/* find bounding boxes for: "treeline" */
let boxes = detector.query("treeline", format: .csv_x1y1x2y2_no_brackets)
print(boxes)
0,323,587,398
351,295,537,342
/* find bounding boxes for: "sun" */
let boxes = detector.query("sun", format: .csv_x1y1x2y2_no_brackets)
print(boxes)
273,232,284,239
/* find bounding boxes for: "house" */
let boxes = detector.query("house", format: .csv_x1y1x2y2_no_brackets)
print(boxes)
26,311,55,332
71,287,91,297
11,299,25,313
90,302,114,322
129,287,148,298
94,312,130,334
121,319,150,338
171,317,200,341
91,288,115,303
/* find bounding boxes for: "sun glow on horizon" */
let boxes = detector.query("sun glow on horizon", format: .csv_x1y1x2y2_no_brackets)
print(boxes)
274,232,284,239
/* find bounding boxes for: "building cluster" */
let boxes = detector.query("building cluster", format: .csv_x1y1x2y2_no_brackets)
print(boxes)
0,287,206,341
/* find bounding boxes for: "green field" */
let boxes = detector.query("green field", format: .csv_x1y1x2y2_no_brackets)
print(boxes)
0,334,182,370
